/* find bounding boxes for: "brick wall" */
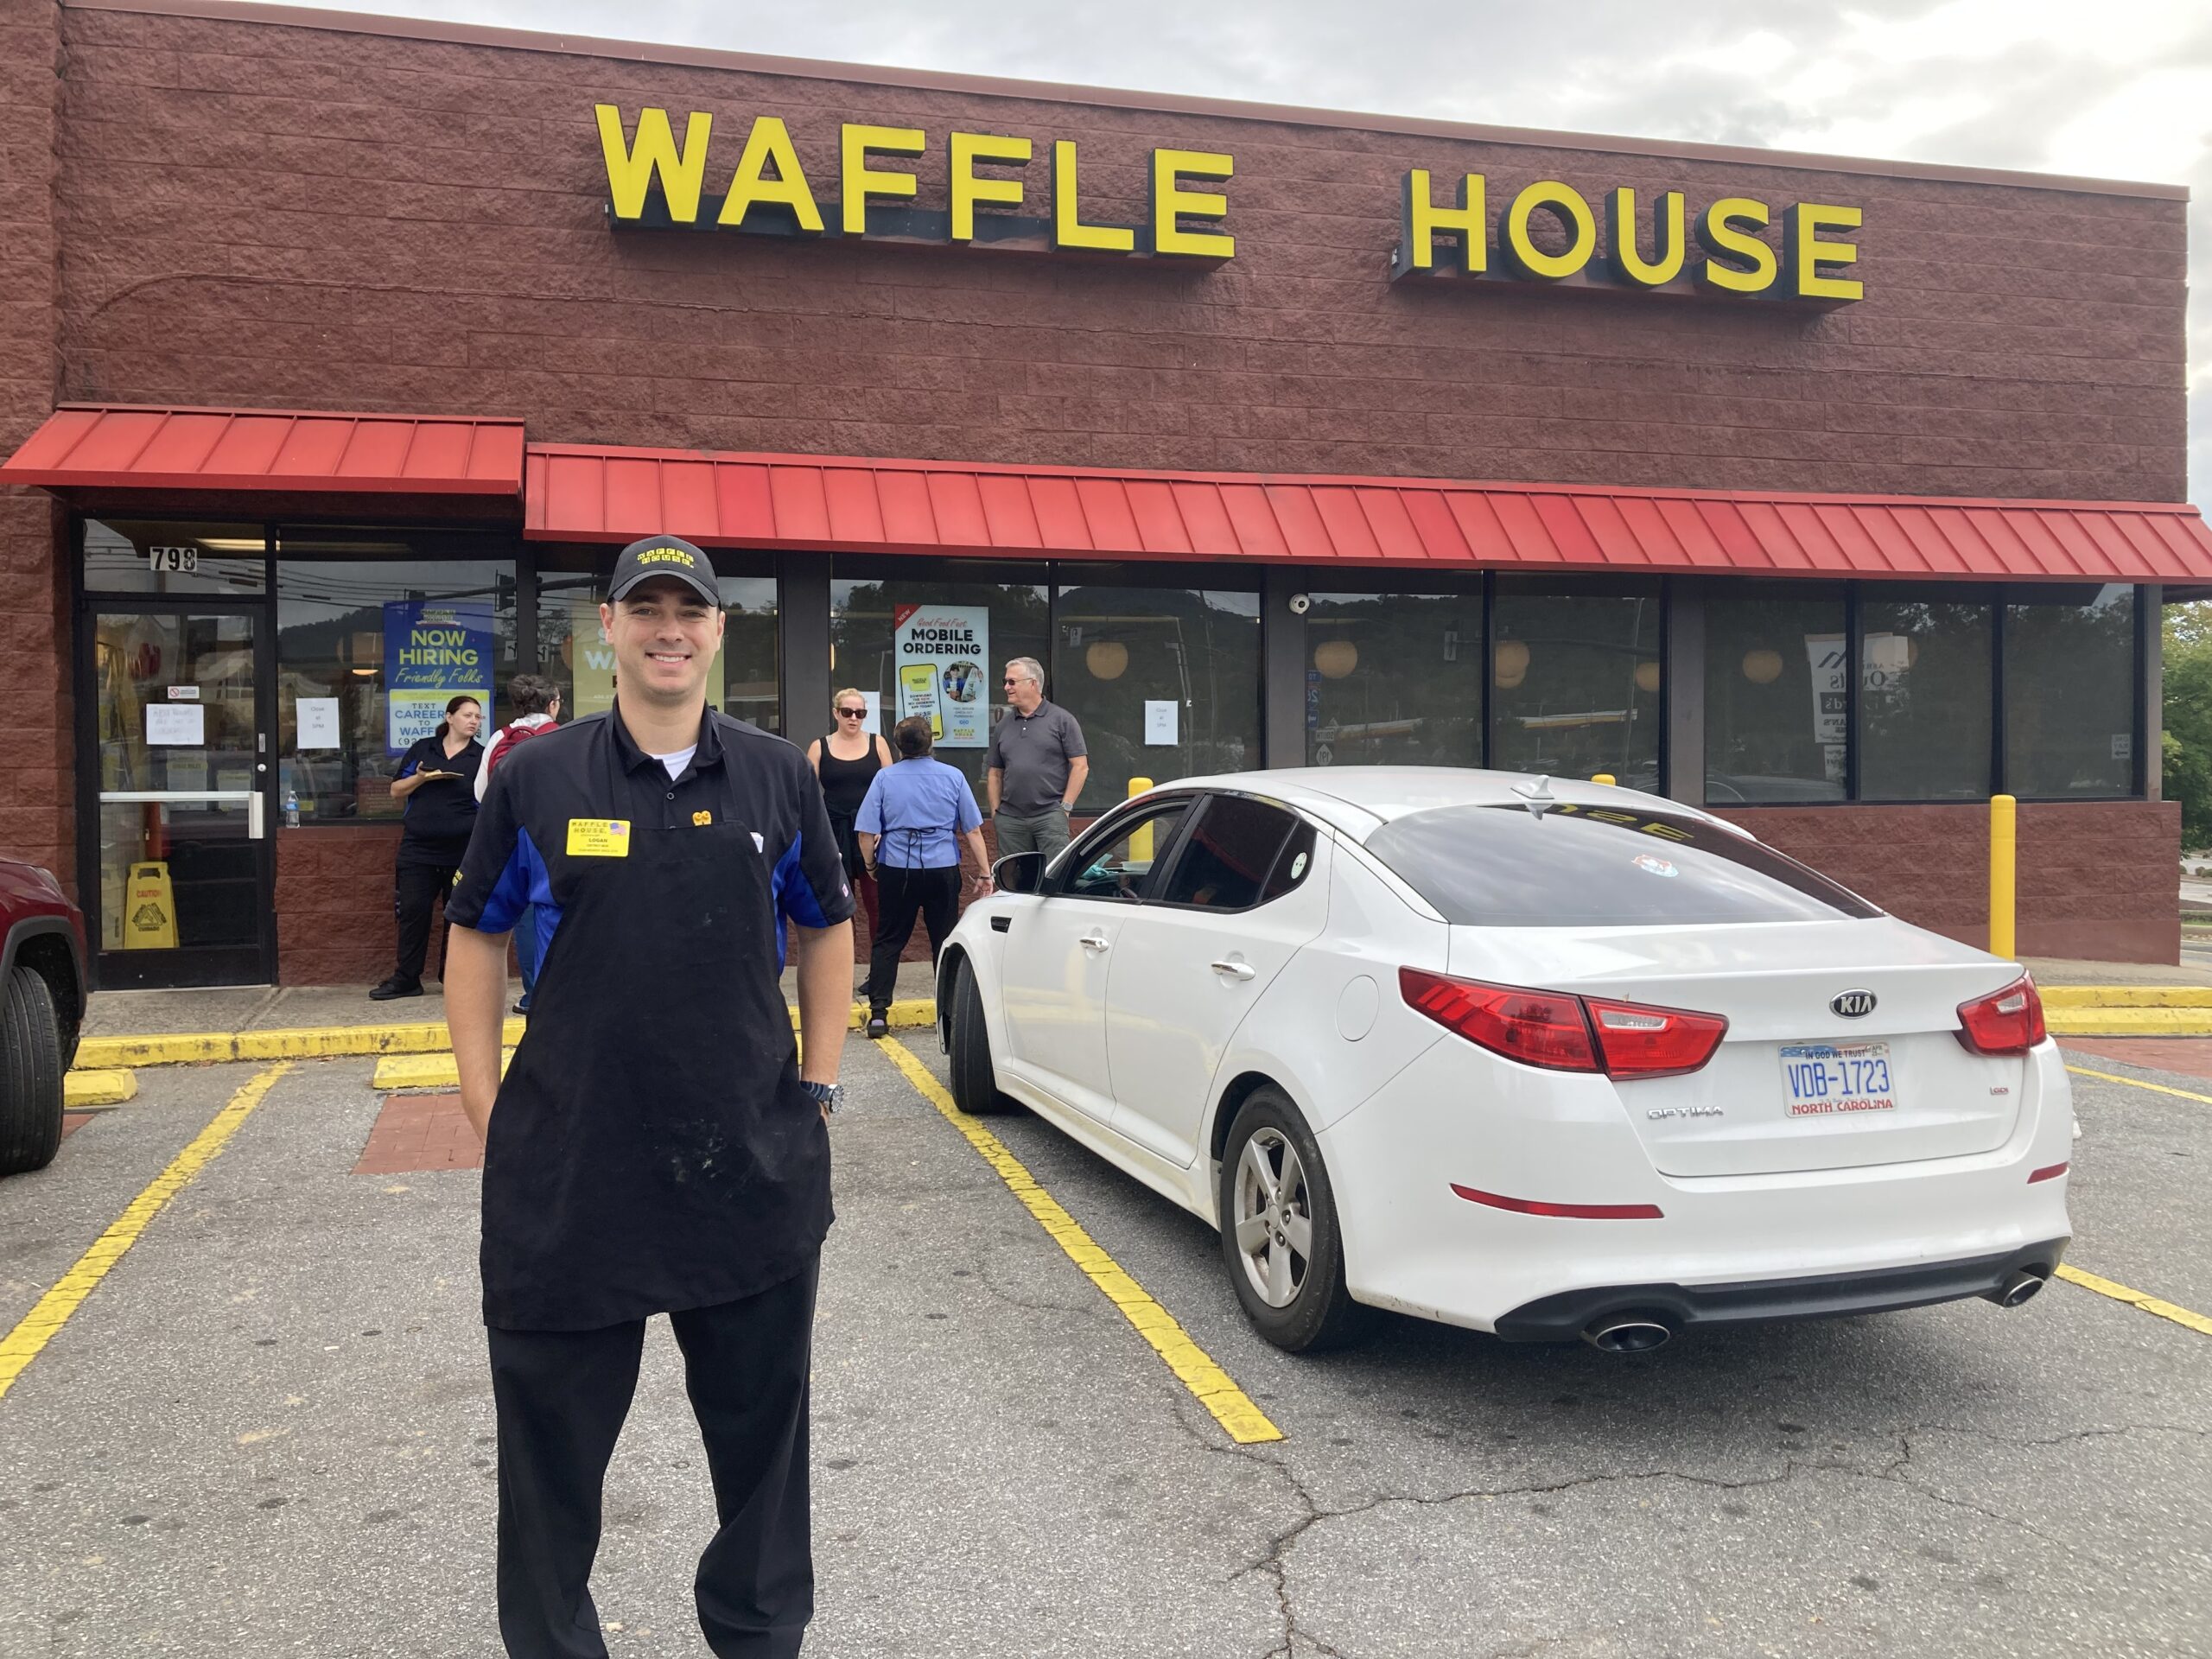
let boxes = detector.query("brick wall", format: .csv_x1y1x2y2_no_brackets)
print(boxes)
48,5,2187,501
0,0,67,880
274,825,416,986
1714,801,2180,965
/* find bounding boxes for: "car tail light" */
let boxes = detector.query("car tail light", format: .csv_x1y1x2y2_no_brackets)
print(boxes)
1584,997,1731,1080
1955,975,2046,1055
1398,969,1597,1071
1398,969,1726,1078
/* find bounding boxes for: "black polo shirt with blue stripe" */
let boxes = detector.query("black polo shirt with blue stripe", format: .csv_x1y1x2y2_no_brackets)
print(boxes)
447,706,855,972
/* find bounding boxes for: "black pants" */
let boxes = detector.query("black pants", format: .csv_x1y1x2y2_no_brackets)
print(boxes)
866,864,959,1014
487,1260,819,1658
392,840,467,985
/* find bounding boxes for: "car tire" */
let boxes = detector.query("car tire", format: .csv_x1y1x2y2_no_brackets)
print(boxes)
945,958,1018,1116
1217,1087,1370,1352
0,964,67,1177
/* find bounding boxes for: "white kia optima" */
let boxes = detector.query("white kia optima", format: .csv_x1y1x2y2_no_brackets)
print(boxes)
935,768,2072,1353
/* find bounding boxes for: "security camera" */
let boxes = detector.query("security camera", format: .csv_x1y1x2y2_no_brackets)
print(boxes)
1287,593,1311,615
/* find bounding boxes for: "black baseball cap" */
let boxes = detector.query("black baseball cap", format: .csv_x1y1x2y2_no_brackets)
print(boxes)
607,535,717,605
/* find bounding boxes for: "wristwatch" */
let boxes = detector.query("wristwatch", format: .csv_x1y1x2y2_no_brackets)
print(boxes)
800,1079,845,1114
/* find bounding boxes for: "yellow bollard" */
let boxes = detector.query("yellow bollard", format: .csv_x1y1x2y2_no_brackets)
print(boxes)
1989,794,2017,960
1128,777,1154,862
1591,773,1616,786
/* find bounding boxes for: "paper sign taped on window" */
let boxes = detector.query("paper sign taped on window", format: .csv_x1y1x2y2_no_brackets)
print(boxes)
146,702,205,746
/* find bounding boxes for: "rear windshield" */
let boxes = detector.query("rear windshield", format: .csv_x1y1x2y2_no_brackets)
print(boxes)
1363,803,1882,927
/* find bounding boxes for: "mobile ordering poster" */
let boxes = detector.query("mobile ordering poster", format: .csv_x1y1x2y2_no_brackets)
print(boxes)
892,604,988,747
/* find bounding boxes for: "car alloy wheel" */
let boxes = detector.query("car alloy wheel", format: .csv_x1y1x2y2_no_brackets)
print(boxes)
1217,1087,1370,1351
1234,1127,1313,1308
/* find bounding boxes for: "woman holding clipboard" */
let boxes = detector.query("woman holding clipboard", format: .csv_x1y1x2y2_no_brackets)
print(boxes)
370,694,485,1001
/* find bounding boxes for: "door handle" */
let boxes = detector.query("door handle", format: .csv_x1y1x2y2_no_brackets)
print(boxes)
1079,933,1111,953
1211,959,1256,981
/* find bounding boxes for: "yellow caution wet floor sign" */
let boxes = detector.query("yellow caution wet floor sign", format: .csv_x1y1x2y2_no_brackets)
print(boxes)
121,861,177,950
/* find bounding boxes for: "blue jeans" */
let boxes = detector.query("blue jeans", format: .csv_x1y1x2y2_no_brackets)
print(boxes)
515,905,540,1011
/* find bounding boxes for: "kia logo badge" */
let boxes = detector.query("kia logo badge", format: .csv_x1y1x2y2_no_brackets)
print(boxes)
1831,989,1877,1018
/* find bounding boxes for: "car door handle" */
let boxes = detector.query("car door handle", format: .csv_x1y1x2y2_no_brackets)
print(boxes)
1210,959,1256,980
1079,933,1111,953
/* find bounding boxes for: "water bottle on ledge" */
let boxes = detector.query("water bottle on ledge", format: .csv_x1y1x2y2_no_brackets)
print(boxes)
283,785,300,830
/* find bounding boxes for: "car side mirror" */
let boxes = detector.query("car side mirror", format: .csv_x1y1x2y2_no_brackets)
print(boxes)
992,850,1047,894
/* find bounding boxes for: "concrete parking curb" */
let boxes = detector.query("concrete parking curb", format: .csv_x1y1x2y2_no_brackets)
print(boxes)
372,1051,513,1090
364,1001,938,1091
75,1018,531,1071
2043,986,2212,1037
61,1070,136,1109
73,1001,938,1079
2042,987,2212,1008
2047,1010,2212,1036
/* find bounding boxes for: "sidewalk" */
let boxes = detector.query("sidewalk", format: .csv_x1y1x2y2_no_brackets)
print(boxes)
83,962,944,1041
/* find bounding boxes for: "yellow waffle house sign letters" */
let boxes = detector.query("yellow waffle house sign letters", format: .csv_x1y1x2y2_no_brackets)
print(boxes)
594,105,1862,303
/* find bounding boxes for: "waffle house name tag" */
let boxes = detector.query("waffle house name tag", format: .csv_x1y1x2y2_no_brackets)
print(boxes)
567,819,632,857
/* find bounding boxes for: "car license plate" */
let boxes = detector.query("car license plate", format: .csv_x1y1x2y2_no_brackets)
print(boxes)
1779,1042,1896,1118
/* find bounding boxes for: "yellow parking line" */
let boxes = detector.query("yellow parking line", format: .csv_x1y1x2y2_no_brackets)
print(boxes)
2065,1065,2212,1107
875,1037,1284,1446
2055,1264,2212,1339
0,1063,292,1402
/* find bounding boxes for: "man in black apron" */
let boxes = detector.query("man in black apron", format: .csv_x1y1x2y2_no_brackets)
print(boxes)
444,534,855,1658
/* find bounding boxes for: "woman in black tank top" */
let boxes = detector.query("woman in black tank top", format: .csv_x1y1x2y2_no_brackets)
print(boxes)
807,689,893,938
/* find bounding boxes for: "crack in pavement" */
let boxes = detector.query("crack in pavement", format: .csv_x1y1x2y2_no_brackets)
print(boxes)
1198,1418,2208,1656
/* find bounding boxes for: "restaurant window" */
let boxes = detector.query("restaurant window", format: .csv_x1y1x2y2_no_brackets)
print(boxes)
1304,589,1484,769
2005,584,2137,798
537,548,780,734
1703,585,1847,804
275,530,517,823
1490,578,1662,788
1053,572,1261,812
1859,587,1993,801
81,518,267,595
830,563,1050,804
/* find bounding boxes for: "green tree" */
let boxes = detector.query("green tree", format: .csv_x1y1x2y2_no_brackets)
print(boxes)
2164,601,2212,848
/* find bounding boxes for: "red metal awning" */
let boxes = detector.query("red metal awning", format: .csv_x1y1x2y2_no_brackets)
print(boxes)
2,404,526,496
524,443,2212,584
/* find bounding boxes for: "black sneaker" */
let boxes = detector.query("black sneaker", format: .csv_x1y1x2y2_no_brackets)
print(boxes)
865,1014,889,1039
370,976,423,1001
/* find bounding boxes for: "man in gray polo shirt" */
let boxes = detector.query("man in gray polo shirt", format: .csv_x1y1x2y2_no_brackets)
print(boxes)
985,657,1089,861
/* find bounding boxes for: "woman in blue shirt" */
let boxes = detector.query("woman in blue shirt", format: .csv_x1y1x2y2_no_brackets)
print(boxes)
855,715,992,1038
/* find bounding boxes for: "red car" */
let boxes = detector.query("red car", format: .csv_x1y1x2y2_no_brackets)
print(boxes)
0,859,86,1176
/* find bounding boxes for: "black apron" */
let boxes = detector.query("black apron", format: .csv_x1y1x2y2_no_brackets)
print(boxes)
480,751,832,1332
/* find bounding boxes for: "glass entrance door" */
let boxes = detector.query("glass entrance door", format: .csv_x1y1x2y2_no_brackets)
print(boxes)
84,607,274,988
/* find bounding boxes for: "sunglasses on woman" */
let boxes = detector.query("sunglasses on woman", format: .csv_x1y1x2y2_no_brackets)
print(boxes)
836,706,867,718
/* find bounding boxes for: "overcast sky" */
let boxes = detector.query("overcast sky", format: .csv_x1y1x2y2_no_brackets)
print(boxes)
251,0,2211,509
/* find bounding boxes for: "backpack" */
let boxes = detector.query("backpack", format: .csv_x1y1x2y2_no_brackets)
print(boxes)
485,716,552,779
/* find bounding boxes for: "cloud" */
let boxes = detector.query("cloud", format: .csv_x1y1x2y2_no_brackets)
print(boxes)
243,0,2209,505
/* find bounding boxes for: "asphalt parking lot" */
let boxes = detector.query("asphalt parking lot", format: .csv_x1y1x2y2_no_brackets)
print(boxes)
1,1036,2206,1658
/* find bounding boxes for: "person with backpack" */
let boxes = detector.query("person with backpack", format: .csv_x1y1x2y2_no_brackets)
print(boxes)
475,674,561,1014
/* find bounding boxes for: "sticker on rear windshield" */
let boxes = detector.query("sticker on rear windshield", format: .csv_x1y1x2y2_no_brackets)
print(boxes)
1632,853,1679,878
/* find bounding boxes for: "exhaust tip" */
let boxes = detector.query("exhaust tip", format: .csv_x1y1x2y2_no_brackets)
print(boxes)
1582,1315,1675,1354
1989,1268,2047,1309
